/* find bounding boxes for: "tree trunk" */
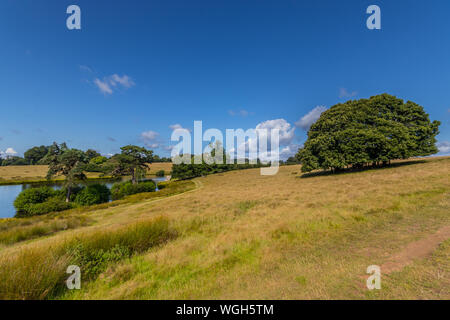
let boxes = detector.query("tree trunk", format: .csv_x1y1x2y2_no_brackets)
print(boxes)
131,168,137,185
66,186,71,203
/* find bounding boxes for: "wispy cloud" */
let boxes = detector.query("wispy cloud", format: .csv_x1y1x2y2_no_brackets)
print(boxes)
79,65,93,73
94,74,135,95
437,141,450,154
141,130,159,141
228,109,252,117
141,130,160,148
339,87,358,99
94,78,113,95
295,106,327,131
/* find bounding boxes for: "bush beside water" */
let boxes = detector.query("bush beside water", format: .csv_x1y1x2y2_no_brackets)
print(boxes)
74,184,110,206
111,181,156,200
13,184,111,217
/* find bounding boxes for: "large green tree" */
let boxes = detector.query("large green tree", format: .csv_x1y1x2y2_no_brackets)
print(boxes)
297,94,440,173
46,143,87,202
109,145,153,184
24,145,49,165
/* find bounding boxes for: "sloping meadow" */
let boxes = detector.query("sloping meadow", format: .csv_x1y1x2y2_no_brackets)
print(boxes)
0,217,176,299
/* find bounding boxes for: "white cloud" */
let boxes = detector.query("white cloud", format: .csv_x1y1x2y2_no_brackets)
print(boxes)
94,74,135,95
169,124,191,133
1,147,18,158
295,106,327,130
231,119,296,162
94,78,113,95
280,144,301,158
169,124,182,130
5,148,17,155
339,87,357,99
256,118,295,146
437,141,450,154
110,74,135,88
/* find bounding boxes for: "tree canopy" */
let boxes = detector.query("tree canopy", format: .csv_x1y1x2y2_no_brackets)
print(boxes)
109,145,153,184
46,143,87,202
24,145,49,165
296,94,440,173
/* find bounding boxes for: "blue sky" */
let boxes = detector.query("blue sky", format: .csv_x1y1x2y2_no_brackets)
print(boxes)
1,0,449,158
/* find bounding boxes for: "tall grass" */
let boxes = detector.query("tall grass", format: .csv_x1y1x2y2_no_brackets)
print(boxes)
0,180,195,246
0,216,92,246
0,217,175,300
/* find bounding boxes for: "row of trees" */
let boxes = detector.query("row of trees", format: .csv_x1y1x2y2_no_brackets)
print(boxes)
296,94,440,173
42,144,156,202
171,142,270,180
0,143,170,166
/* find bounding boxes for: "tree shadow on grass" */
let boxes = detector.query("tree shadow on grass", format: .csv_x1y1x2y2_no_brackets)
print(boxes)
298,159,428,179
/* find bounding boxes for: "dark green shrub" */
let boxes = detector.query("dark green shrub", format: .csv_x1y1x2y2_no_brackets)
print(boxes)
23,197,74,217
74,184,111,206
84,163,103,173
14,187,57,216
14,186,82,217
69,244,131,279
155,170,165,177
111,180,156,200
157,181,170,190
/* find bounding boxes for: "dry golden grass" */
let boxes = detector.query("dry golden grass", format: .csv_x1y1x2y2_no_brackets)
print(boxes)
146,162,172,175
1,157,449,299
0,165,49,181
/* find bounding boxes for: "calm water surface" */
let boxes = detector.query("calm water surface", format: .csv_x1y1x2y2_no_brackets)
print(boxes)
0,177,167,219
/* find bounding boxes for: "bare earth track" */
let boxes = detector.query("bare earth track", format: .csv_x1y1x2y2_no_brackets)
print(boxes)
382,225,450,274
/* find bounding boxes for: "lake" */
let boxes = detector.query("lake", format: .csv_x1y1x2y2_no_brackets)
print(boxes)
0,177,168,219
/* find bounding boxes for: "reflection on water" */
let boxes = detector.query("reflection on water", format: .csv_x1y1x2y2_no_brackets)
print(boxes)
0,177,168,219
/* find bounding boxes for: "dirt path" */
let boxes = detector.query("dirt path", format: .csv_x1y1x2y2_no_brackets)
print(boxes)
381,225,450,274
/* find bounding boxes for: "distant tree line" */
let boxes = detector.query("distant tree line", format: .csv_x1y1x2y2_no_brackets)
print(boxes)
280,156,301,166
296,94,440,173
0,143,171,166
13,144,162,216
171,142,270,180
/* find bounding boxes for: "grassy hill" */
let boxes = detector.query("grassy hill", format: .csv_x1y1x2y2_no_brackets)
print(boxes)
0,157,449,299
